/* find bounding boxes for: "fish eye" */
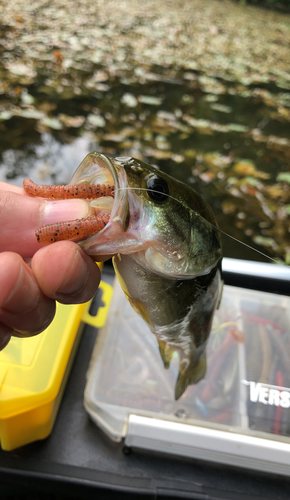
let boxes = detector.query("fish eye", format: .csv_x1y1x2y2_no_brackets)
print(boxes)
146,176,169,202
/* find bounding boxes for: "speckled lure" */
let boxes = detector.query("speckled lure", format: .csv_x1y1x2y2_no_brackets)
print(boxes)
23,178,114,244
34,214,110,244
23,178,114,200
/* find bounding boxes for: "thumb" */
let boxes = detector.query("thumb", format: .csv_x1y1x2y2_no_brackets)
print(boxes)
0,187,91,258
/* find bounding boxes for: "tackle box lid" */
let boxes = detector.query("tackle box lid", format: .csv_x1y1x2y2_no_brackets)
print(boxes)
84,259,290,477
0,276,111,452
0,300,86,451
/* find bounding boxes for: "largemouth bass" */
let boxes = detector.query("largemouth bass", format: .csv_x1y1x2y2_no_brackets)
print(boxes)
24,153,222,399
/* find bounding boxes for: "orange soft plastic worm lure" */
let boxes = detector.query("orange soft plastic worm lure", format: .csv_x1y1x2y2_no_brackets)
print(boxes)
35,214,110,243
23,179,114,244
23,179,114,199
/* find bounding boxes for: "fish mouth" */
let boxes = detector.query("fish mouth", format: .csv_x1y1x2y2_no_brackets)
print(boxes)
75,153,130,256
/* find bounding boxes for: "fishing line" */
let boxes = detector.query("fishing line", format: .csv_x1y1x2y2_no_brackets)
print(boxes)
211,227,281,265
119,186,288,268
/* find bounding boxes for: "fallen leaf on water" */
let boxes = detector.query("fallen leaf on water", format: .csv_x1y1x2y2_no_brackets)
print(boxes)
172,154,184,163
41,117,63,130
6,63,36,79
227,123,249,133
184,149,197,159
277,172,290,183
138,95,164,105
144,148,172,159
102,133,124,142
155,134,170,150
221,200,236,214
52,50,63,64
203,152,231,169
21,93,35,105
59,114,85,128
0,110,13,121
156,110,177,121
233,160,270,179
253,236,279,251
210,103,232,114
265,185,288,200
19,109,45,119
86,114,106,128
199,171,216,183
203,94,219,103
93,70,108,82
121,93,138,107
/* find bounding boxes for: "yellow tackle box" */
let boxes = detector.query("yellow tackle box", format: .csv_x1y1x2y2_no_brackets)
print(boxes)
0,279,112,452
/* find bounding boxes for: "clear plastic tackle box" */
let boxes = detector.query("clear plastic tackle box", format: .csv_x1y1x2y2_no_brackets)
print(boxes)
84,267,290,476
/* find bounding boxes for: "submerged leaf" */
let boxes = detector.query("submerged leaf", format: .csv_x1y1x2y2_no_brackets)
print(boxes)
0,111,13,121
253,236,279,250
19,109,45,119
121,93,138,107
277,172,290,183
227,123,249,133
210,103,232,113
233,160,270,179
41,117,63,130
59,114,85,128
138,95,164,105
86,114,106,128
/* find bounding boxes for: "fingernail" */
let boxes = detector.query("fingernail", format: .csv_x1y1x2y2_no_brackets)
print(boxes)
2,264,40,314
42,199,91,225
56,249,89,296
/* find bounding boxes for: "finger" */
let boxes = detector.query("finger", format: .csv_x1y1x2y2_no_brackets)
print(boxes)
0,189,92,258
0,252,56,336
87,254,112,262
0,323,12,351
0,182,24,194
31,241,101,304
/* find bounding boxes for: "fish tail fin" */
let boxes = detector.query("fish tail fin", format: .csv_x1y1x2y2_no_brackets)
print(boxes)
157,340,175,369
174,354,207,400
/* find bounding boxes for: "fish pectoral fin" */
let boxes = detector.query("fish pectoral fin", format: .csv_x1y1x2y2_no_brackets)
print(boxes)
157,340,175,370
175,354,207,400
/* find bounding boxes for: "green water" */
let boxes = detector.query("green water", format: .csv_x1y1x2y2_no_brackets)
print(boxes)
1,61,289,263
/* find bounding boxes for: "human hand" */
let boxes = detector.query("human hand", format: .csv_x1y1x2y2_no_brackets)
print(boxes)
0,182,101,350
